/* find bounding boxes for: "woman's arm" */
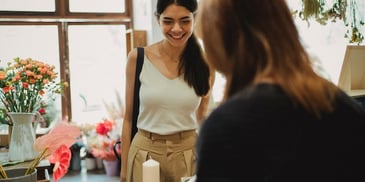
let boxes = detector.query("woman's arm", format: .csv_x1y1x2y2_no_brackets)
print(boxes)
120,48,138,182
196,67,215,126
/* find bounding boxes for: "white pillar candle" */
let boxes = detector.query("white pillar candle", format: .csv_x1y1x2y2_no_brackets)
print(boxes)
143,158,160,182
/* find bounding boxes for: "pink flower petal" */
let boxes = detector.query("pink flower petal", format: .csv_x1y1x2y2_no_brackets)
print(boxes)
50,144,71,182
34,121,81,153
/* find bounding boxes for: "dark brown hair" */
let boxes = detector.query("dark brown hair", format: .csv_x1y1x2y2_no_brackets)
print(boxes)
197,0,339,117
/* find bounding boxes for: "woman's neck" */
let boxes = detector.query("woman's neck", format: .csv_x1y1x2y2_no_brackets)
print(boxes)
159,41,184,63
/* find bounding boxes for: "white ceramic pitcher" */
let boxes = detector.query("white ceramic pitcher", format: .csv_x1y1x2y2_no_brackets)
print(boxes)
7,112,40,161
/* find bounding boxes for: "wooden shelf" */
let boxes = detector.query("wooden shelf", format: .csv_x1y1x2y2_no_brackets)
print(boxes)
348,89,365,97
338,45,365,97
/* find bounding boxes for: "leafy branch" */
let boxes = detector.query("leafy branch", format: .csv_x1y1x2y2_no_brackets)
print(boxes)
296,0,364,44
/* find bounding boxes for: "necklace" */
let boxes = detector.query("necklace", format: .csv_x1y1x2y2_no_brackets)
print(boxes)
159,42,180,63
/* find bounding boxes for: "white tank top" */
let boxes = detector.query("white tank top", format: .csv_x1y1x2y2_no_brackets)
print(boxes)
137,56,201,135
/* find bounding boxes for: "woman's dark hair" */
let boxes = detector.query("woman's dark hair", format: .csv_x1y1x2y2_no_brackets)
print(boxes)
156,0,210,96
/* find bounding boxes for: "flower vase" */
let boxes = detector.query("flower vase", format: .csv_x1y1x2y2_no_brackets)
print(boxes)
96,158,104,169
7,112,40,161
103,160,119,176
85,157,97,170
7,125,12,147
70,149,81,171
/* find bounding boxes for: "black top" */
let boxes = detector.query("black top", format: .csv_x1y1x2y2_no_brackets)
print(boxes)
196,83,365,182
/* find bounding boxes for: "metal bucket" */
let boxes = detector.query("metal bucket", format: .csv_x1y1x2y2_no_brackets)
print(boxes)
0,168,37,182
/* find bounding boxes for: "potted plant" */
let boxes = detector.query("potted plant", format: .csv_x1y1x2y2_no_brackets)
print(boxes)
84,150,97,171
0,57,67,113
88,119,120,176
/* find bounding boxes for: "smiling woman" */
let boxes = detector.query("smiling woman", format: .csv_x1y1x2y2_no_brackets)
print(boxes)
120,0,213,181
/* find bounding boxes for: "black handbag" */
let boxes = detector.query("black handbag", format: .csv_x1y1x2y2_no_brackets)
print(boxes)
114,47,144,161
131,47,144,141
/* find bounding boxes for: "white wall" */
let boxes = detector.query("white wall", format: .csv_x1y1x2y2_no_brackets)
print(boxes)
286,0,365,84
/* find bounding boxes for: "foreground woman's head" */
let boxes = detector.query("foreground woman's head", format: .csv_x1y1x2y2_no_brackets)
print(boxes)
196,0,312,90
195,0,338,116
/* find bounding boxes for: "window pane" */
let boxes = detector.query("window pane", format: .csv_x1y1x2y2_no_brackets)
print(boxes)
0,0,55,12
0,25,62,125
69,25,127,125
69,0,125,13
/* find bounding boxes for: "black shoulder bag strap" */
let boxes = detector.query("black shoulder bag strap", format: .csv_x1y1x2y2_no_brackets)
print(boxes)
131,47,144,142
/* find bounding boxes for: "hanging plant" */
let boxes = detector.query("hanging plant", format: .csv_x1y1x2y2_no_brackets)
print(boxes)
344,0,365,44
297,0,364,44
299,0,346,24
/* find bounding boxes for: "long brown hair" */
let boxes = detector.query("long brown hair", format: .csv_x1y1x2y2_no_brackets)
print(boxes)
196,0,339,117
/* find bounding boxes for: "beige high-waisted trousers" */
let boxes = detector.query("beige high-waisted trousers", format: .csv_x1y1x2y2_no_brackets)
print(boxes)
126,129,197,182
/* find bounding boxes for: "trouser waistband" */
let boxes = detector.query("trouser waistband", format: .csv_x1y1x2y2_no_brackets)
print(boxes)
138,129,196,140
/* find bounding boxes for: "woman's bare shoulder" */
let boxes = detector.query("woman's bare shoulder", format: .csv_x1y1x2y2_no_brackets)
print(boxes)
144,42,161,60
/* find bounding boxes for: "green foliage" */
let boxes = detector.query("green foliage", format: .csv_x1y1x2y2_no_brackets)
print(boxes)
0,109,10,125
0,57,67,113
297,0,364,44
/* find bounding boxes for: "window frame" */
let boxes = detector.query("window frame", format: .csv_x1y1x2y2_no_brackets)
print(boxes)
0,0,133,121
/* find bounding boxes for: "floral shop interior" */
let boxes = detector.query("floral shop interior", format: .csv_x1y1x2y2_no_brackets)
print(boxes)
0,0,364,182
